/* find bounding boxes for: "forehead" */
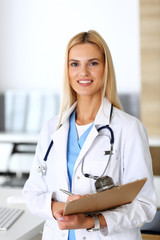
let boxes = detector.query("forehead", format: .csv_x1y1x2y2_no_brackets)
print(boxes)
69,43,104,59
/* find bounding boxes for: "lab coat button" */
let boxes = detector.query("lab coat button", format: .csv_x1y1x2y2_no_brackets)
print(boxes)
77,176,80,180
82,236,86,240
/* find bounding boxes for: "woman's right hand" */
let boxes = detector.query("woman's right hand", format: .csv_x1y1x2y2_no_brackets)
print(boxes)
51,201,65,219
52,194,88,220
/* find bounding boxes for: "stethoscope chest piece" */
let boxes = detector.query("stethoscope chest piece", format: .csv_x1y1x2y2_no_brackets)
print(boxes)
37,161,47,176
95,175,115,192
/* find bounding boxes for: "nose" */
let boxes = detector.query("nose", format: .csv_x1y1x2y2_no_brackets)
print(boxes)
80,64,89,77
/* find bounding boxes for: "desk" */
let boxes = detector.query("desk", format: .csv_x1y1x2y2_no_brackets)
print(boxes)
0,187,44,240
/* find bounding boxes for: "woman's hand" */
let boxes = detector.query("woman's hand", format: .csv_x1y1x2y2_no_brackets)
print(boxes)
54,194,94,230
51,201,65,219
54,209,94,230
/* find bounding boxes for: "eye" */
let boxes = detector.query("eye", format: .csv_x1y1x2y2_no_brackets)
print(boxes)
90,61,99,66
70,62,79,67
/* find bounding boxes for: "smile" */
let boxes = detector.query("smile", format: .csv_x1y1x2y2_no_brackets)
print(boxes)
78,80,93,84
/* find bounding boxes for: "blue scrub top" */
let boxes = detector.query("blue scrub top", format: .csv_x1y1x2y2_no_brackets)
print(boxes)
67,109,93,240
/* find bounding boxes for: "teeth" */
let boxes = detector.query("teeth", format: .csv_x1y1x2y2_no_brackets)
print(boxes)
78,80,92,84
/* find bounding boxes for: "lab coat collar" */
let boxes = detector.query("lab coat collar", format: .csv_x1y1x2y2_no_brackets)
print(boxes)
61,102,77,125
51,102,76,142
94,98,111,127
59,97,111,129
51,97,112,150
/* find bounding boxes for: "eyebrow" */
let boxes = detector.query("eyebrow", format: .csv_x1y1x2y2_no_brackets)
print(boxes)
69,58,101,62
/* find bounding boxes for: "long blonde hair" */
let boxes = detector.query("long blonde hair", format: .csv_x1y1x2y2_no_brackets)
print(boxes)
58,30,122,128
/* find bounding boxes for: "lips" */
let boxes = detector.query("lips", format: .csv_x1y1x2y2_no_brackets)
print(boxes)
78,80,93,84
77,79,93,86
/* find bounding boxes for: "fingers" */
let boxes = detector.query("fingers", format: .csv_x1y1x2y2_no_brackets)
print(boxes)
67,194,81,203
54,209,75,223
54,209,64,220
53,194,92,230
54,209,88,230
51,201,65,218
66,193,90,203
54,209,74,230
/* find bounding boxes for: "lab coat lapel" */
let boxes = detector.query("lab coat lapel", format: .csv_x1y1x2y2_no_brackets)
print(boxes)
51,101,77,154
50,102,77,188
51,121,69,186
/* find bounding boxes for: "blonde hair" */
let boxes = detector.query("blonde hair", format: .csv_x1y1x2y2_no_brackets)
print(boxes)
58,30,122,128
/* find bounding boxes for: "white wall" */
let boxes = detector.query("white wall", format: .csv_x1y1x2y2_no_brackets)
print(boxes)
0,0,140,94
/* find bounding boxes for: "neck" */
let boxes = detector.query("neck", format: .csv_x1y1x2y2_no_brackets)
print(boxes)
76,95,102,125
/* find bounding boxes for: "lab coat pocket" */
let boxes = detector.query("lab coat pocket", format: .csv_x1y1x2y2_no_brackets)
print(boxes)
84,145,119,180
82,134,120,185
90,152,119,180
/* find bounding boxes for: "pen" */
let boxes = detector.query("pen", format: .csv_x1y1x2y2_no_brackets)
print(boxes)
60,189,74,196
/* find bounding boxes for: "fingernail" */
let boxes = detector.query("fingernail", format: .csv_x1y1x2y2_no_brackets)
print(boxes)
58,217,64,221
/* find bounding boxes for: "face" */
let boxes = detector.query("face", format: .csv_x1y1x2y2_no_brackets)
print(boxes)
68,43,105,99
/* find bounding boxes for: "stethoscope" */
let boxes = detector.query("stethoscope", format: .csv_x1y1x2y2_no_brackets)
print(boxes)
37,104,115,191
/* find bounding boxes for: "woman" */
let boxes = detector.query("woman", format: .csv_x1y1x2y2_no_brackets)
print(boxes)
23,30,157,240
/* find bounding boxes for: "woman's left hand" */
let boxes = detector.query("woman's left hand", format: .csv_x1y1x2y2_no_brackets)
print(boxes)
54,194,94,230
54,209,94,230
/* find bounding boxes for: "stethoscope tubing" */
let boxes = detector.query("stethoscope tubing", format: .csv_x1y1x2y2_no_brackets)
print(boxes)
43,140,53,162
81,125,114,180
40,104,114,179
43,124,114,162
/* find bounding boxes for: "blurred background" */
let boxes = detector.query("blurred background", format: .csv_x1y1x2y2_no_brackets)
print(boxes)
0,0,159,215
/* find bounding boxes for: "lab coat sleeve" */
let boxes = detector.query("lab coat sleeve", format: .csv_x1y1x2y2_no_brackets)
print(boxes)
23,120,56,220
99,118,157,236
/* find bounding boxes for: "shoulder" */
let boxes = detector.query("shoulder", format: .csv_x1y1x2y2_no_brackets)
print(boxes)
100,98,145,133
112,106,147,135
113,106,139,123
111,107,150,151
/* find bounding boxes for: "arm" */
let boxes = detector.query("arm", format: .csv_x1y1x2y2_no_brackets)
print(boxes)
99,119,157,236
23,118,59,220
51,200,65,218
54,210,107,230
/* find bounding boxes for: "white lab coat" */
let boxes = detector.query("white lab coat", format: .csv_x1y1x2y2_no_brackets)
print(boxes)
23,98,157,240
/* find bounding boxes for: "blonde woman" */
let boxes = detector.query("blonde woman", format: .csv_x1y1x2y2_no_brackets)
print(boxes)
23,30,157,240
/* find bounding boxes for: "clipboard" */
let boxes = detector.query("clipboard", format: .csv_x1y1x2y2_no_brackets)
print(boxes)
63,178,147,215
